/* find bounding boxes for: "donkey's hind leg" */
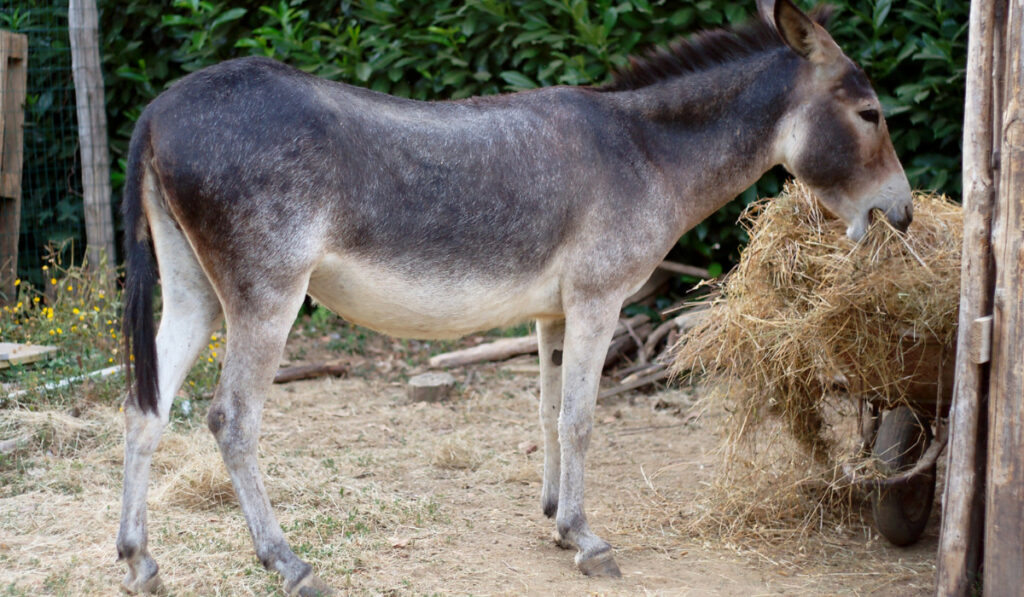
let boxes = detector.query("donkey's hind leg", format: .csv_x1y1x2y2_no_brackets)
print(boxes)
208,283,332,596
118,217,222,593
537,319,565,522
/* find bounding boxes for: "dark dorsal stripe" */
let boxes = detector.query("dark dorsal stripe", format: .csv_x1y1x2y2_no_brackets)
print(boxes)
599,6,835,92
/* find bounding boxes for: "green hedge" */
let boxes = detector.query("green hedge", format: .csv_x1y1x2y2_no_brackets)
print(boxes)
95,0,966,269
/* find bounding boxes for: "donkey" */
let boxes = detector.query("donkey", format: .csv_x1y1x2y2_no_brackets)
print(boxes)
117,0,912,593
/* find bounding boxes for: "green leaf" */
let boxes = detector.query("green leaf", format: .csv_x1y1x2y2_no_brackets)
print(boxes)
355,62,373,82
498,70,537,89
211,7,247,31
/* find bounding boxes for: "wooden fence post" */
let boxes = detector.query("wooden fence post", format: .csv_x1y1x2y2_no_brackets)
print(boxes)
936,0,999,593
0,30,28,303
983,0,1024,591
69,0,115,268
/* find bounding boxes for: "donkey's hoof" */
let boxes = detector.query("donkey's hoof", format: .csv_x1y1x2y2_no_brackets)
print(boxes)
121,553,164,595
122,570,164,594
576,547,622,578
286,571,334,597
551,528,574,550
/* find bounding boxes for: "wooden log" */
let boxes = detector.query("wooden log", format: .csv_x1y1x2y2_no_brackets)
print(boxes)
429,336,538,369
408,372,455,402
984,1,1024,590
69,0,115,268
936,1,999,593
273,359,348,384
0,31,27,304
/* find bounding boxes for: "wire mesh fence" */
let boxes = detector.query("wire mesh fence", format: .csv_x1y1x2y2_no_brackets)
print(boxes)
1,1,115,303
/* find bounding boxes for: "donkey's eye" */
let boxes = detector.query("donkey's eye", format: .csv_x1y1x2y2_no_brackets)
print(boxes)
859,109,880,124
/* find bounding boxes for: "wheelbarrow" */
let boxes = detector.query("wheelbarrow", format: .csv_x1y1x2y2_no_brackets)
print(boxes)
844,337,954,546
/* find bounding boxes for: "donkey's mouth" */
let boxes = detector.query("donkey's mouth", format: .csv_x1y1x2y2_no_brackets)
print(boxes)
871,201,913,234
852,204,912,241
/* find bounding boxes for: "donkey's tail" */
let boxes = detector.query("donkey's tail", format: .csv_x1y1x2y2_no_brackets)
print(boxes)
121,115,159,415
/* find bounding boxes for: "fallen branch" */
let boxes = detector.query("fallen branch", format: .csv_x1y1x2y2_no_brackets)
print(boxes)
843,425,948,490
429,336,538,369
273,360,348,384
598,368,670,402
657,260,710,278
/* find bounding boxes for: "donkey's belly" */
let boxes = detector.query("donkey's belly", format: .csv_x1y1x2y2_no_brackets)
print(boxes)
306,254,563,339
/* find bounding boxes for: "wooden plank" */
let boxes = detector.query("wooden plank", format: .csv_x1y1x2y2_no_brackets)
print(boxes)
936,0,999,593
0,31,28,304
0,342,59,369
69,0,115,267
984,0,1024,590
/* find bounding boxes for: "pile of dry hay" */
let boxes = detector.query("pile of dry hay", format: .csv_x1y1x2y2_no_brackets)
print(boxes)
671,181,961,536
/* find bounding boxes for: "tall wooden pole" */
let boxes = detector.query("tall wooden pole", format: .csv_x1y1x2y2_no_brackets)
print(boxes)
0,31,28,303
936,0,999,593
983,0,1024,591
69,0,115,267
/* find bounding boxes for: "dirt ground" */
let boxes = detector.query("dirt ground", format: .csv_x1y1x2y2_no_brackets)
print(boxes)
0,339,939,596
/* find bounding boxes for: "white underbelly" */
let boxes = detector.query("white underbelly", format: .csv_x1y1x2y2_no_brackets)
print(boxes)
306,254,563,339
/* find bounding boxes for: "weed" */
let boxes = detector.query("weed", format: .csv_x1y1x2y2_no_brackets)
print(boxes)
1,247,122,407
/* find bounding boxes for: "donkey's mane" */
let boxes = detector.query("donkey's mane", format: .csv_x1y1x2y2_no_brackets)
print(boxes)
599,7,834,92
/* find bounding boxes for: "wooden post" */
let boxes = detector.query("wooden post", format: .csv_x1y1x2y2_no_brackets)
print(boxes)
984,0,1024,590
936,1,999,593
69,0,115,268
0,30,28,303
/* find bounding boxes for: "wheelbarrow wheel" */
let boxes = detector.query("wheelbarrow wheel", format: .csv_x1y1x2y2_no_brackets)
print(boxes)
871,406,935,546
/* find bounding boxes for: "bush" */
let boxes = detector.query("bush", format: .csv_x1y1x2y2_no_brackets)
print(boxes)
94,0,965,270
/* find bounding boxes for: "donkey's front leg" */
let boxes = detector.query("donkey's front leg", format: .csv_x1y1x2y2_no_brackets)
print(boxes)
537,318,565,519
556,300,622,577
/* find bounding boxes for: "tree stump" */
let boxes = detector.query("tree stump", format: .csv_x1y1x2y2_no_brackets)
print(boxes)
408,372,456,403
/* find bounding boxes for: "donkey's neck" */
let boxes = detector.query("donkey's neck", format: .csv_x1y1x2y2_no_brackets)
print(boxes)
607,48,800,232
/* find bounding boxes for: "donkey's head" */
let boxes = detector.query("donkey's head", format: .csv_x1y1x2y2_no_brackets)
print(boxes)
763,0,912,240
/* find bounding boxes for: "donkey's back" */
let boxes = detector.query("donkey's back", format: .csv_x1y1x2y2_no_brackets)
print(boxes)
139,56,662,337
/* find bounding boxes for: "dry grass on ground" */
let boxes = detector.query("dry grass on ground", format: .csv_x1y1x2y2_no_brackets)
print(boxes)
0,350,938,595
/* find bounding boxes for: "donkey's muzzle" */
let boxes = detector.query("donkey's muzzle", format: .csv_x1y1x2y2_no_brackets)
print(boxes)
885,201,913,233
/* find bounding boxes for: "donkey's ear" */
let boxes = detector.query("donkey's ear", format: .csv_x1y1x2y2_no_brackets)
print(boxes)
756,0,776,26
773,0,843,64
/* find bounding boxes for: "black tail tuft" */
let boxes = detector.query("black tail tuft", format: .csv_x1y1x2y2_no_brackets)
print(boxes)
121,115,159,415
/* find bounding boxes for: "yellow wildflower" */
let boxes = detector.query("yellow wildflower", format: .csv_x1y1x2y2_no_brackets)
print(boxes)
50,278,57,285
13,279,19,286
73,308,80,315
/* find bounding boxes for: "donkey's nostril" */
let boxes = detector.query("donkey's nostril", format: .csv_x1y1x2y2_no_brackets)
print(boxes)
889,206,912,233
